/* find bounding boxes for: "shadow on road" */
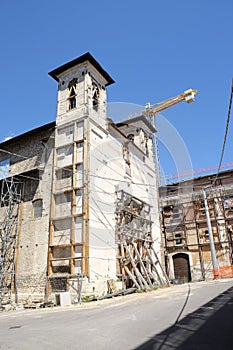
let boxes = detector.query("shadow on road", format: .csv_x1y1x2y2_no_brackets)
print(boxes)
134,284,233,350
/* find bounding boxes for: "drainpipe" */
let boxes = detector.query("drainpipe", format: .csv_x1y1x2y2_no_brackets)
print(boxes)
203,188,220,279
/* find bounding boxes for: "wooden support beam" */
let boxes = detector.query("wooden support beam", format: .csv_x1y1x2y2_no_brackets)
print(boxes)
120,243,125,278
123,241,149,290
70,216,75,275
145,246,164,286
150,245,170,285
133,242,153,288
49,256,84,262
124,266,140,289
83,119,90,277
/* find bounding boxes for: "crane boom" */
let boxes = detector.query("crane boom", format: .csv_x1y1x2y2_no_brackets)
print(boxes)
143,88,198,117
139,88,198,186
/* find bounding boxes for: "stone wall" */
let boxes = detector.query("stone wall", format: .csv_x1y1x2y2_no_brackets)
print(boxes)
0,124,55,302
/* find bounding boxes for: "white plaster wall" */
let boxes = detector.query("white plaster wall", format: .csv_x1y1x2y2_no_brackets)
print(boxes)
88,120,162,290
89,123,117,285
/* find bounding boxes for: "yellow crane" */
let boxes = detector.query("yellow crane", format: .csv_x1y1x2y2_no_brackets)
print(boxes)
143,88,198,118
142,88,198,185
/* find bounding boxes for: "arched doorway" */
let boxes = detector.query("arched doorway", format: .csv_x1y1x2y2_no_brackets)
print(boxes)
173,253,191,282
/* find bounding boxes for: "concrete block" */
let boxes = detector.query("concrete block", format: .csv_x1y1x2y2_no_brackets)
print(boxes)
55,292,71,307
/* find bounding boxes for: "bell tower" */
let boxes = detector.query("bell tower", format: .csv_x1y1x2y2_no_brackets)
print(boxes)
49,52,114,128
46,54,114,296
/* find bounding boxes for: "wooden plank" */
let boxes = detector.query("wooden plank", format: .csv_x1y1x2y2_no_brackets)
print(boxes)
82,118,90,277
148,270,158,284
124,266,140,289
133,242,153,288
145,246,164,286
71,140,76,276
150,245,170,285
70,216,75,275
50,256,83,262
123,241,149,290
120,243,125,281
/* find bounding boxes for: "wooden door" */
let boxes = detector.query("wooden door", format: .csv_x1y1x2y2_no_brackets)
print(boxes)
173,253,191,282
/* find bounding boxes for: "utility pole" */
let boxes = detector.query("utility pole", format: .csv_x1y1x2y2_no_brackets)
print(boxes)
203,188,220,279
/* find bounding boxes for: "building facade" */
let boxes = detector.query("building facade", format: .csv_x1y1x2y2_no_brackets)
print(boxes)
0,53,166,306
160,171,233,283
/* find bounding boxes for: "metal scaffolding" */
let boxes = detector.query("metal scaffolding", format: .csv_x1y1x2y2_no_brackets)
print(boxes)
0,177,22,308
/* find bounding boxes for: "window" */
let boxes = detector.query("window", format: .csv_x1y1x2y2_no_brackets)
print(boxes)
68,78,77,110
174,233,182,245
123,145,131,176
127,134,134,142
173,207,181,220
77,141,84,149
61,168,72,179
33,199,43,218
125,163,131,176
92,82,99,110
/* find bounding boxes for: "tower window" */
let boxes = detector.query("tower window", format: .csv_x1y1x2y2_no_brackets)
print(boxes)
68,78,77,110
70,95,76,109
92,82,99,110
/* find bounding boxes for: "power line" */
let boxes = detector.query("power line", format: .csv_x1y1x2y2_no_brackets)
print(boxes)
212,79,233,186
0,145,159,188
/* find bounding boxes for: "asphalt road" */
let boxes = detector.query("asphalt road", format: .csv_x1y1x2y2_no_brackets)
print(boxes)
0,279,233,350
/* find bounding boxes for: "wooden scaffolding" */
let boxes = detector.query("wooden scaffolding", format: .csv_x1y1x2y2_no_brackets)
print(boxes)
115,190,169,290
46,119,89,301
161,184,233,281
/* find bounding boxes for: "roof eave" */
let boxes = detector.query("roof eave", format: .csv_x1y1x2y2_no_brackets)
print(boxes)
48,52,115,86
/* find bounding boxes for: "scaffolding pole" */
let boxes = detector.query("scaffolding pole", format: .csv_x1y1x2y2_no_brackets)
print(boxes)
0,177,22,308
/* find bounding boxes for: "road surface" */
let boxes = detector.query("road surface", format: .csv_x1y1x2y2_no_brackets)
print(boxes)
0,279,233,349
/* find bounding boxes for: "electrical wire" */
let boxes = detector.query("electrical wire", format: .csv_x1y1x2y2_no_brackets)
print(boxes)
0,146,158,188
0,124,157,188
212,79,233,186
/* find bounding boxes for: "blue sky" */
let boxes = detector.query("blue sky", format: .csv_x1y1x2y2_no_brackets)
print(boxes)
0,1,232,180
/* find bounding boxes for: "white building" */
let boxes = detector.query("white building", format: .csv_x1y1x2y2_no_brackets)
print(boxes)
0,53,166,306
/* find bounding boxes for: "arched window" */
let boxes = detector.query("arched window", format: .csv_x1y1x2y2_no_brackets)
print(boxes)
33,199,43,218
68,78,77,110
127,134,134,142
92,82,99,110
